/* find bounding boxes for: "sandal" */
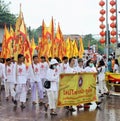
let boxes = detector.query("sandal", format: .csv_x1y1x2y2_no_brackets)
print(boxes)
50,112,57,115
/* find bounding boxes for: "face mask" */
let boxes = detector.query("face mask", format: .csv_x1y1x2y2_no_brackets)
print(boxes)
53,65,57,69
89,63,94,67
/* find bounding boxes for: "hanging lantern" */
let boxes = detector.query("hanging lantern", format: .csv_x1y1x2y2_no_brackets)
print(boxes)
100,31,105,36
100,38,105,44
110,30,116,36
99,16,105,22
110,37,116,43
110,22,116,28
110,0,116,6
99,24,105,29
110,8,116,14
99,0,106,44
99,0,105,6
110,15,116,21
100,9,106,15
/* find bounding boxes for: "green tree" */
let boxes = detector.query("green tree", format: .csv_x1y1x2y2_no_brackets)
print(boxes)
0,0,16,26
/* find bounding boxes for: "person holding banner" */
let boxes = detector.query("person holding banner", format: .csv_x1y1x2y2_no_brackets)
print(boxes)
65,57,77,112
76,59,84,72
84,59,102,107
45,59,59,115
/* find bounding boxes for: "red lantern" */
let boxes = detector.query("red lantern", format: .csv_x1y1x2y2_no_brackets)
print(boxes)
110,0,116,6
100,38,105,44
99,0,105,6
110,22,116,28
110,38,116,43
100,31,105,36
99,24,105,29
110,15,116,21
99,16,105,22
110,30,116,36
110,8,116,14
100,9,106,15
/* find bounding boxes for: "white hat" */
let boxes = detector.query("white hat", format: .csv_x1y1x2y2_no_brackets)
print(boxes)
50,59,58,65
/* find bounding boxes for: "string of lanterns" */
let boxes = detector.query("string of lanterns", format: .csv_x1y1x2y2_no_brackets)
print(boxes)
99,0,106,44
110,0,116,43
99,0,117,44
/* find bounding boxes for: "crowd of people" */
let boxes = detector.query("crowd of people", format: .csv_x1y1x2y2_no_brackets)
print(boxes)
0,52,119,115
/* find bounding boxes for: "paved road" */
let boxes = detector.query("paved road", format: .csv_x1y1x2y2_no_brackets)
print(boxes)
0,91,120,121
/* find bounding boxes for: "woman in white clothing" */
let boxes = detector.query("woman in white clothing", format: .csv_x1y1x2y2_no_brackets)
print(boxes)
84,59,101,108
113,59,119,73
45,59,59,115
97,59,108,97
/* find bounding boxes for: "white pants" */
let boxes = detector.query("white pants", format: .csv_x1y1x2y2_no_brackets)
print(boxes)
47,91,57,109
15,84,27,103
31,81,43,102
99,80,108,94
5,82,15,98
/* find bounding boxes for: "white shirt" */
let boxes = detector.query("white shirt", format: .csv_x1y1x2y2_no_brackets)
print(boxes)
16,63,27,84
39,62,49,78
0,63,6,80
76,66,84,73
32,63,41,82
84,66,97,72
6,63,16,83
46,68,59,91
65,65,77,73
60,63,69,73
98,66,106,81
113,64,119,73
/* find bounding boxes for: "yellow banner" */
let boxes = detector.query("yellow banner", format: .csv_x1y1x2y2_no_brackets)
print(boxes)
57,73,97,107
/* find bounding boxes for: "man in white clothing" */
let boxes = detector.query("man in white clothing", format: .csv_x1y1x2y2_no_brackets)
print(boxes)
5,58,16,101
31,55,44,105
14,54,27,109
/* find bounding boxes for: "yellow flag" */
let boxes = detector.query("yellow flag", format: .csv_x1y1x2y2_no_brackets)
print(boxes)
66,37,72,58
79,37,84,58
72,40,78,57
31,38,36,56
1,25,12,58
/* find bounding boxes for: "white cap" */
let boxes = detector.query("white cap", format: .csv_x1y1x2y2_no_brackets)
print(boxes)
50,59,58,65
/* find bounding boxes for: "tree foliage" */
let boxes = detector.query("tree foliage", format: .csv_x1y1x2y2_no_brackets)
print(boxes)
82,34,104,54
0,0,16,26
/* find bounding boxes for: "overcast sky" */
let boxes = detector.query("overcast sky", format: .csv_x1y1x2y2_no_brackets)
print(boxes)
6,0,120,35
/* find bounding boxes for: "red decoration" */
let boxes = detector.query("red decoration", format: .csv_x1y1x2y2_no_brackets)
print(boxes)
110,15,116,21
35,46,39,50
100,38,105,44
110,0,116,6
99,0,105,6
100,9,106,15
110,38,116,43
110,22,116,28
110,8,116,14
99,24,105,29
110,30,116,36
100,31,105,36
99,16,105,22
